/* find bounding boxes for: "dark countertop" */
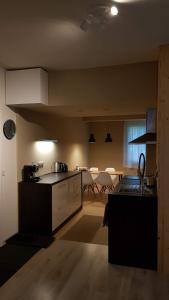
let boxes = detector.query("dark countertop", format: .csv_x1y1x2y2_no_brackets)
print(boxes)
113,175,156,197
36,171,81,185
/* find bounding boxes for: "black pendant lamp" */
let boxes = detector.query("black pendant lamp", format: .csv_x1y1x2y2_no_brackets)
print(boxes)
105,133,112,143
88,133,96,143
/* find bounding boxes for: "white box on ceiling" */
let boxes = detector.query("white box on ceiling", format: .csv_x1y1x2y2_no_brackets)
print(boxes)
6,68,48,105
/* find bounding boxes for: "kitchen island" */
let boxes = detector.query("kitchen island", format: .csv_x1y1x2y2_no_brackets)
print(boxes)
106,176,157,270
19,171,82,235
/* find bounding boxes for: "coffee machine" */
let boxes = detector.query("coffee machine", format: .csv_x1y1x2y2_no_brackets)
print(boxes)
22,165,40,182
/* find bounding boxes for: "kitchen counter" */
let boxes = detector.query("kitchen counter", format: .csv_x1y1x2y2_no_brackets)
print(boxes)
37,171,81,185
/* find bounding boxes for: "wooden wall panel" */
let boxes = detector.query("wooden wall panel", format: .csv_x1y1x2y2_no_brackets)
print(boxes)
158,45,169,273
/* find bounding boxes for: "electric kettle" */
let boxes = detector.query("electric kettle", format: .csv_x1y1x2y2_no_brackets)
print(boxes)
54,162,68,173
54,162,61,173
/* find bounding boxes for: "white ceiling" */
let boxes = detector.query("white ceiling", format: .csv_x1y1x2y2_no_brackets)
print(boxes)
16,104,146,120
0,0,169,70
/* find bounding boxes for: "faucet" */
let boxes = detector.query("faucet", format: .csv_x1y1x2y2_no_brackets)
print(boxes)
138,153,146,194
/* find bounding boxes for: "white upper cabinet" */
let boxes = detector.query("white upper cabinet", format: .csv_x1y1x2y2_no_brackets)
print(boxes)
6,68,48,105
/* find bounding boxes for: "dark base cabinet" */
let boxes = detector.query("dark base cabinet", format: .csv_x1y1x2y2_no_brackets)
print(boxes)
19,172,82,236
108,193,157,270
19,182,52,235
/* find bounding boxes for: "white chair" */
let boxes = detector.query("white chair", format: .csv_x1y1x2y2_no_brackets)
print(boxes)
89,167,99,172
82,170,99,194
105,167,115,173
89,167,99,181
105,168,119,186
77,166,88,171
95,172,115,193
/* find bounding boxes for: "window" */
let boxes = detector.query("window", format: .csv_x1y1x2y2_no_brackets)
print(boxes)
123,120,146,168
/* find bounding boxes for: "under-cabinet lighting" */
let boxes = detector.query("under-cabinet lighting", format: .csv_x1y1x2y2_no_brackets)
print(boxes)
35,141,56,154
37,139,58,143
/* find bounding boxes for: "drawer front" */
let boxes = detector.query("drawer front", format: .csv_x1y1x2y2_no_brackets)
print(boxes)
52,174,82,231
52,181,69,230
68,174,82,214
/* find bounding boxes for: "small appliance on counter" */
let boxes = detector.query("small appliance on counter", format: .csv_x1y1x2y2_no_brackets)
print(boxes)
22,165,40,182
54,161,68,173
146,176,156,187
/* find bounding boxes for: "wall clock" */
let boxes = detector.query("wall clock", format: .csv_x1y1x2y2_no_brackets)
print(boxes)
3,119,16,140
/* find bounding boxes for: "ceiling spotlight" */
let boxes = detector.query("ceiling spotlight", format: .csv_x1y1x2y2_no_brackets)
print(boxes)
110,6,118,16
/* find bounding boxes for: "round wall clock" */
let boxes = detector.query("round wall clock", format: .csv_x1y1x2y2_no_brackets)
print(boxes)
3,119,16,140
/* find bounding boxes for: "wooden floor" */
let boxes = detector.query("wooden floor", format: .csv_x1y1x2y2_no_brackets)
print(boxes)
0,239,169,300
0,194,169,299
55,192,106,240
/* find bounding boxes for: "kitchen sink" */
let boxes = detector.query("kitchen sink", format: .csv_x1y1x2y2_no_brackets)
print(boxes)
118,184,140,193
117,184,153,195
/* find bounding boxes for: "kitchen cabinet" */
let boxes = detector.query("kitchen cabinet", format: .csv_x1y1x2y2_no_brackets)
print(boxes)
6,68,48,105
52,180,68,231
106,176,157,270
19,171,82,235
52,175,81,230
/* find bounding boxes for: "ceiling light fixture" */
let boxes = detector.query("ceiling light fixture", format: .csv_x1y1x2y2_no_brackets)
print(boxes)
88,133,96,143
80,3,119,32
105,133,112,143
110,6,119,16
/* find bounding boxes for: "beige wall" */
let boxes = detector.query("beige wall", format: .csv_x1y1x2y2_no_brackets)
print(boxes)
88,121,156,176
44,117,89,171
16,111,89,181
16,61,158,180
88,121,124,171
0,67,18,245
49,62,157,115
16,114,57,180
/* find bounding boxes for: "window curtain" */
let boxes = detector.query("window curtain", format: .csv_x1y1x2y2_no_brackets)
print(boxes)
123,120,146,168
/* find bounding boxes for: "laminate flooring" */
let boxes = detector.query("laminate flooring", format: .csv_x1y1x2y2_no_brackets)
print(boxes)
60,215,107,245
55,192,107,241
0,195,169,299
0,239,169,300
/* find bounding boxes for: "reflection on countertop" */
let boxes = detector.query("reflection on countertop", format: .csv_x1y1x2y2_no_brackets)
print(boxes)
37,171,81,185
113,175,156,197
